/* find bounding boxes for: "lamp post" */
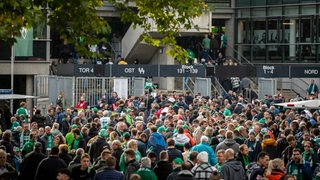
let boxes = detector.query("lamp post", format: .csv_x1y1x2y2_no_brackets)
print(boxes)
10,40,15,114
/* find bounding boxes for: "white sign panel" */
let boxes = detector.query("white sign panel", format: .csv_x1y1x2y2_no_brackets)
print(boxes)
114,78,128,100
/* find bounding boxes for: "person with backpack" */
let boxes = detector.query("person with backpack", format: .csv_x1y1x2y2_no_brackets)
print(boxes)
247,151,270,180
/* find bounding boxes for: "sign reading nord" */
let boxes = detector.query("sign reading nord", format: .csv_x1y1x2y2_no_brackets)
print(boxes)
291,66,320,78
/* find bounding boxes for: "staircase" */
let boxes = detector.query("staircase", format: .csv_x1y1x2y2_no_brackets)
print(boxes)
279,89,299,102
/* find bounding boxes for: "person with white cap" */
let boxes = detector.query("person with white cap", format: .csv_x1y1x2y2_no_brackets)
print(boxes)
191,151,217,179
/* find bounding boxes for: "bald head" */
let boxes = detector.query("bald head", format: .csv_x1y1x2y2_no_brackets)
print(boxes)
225,148,235,160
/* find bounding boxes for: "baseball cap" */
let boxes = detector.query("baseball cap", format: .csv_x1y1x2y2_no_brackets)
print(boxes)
173,158,183,165
98,129,108,137
92,107,98,113
157,126,166,133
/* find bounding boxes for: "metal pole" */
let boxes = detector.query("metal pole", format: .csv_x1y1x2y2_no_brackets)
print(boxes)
10,44,15,114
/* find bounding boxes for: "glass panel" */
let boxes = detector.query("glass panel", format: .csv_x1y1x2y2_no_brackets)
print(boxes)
267,45,282,63
267,0,281,5
301,44,316,62
300,18,311,43
285,6,298,16
268,19,279,43
300,0,316,2
252,20,266,62
301,6,316,15
252,0,266,6
252,8,266,17
283,0,299,3
237,20,251,44
268,7,282,16
236,45,251,62
237,9,250,18
236,0,250,7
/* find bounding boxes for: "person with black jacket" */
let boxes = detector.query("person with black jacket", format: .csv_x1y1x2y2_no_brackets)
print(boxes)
19,142,46,180
35,147,67,180
153,150,173,180
88,129,110,163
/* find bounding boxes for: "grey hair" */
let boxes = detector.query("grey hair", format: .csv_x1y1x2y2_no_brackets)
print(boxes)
200,136,208,143
140,157,151,168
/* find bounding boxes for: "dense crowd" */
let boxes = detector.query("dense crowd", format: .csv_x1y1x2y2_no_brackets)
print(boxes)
0,89,319,180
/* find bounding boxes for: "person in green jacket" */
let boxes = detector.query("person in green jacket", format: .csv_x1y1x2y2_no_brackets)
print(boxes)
16,102,28,123
65,124,78,151
119,139,142,173
22,133,36,156
135,157,158,180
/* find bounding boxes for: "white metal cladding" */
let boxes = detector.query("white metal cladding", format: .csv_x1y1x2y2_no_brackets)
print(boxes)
75,77,133,108
34,75,74,108
258,78,277,99
194,78,211,98
132,77,145,97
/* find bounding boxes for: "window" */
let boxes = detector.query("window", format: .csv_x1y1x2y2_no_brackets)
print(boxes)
236,0,250,7
284,6,298,16
268,7,282,16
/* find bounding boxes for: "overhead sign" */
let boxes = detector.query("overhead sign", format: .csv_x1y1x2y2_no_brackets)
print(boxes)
160,65,206,77
215,66,256,78
256,65,289,78
291,66,320,78
111,65,158,77
57,64,74,76
0,89,12,94
74,64,95,77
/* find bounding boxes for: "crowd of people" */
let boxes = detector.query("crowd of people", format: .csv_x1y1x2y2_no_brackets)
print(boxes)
0,88,320,180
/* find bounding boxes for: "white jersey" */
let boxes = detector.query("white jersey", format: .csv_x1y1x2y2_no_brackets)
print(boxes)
100,116,110,127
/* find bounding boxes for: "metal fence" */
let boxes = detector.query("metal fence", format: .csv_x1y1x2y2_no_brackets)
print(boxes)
74,77,134,108
34,75,74,108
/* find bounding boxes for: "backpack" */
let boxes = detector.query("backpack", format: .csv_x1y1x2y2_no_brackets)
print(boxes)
246,162,260,180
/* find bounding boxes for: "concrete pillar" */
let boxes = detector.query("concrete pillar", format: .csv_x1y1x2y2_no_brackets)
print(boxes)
289,19,296,60
159,46,175,90
237,21,244,61
26,75,34,111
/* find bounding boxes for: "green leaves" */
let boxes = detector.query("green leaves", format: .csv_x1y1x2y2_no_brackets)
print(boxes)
109,0,208,62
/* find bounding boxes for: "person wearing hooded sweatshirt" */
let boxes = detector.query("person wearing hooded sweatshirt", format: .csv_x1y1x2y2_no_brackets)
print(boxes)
220,148,245,180
147,126,166,161
216,130,240,155
261,134,278,160
88,128,110,163
189,136,217,166
302,141,318,172
173,127,190,151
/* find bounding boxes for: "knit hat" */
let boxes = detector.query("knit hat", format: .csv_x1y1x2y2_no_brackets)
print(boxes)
157,126,166,133
92,107,98,113
260,128,268,134
249,129,256,136
126,109,133,113
173,158,183,165
123,132,131,139
14,147,21,152
197,151,208,163
135,116,143,121
182,124,189,130
99,129,108,137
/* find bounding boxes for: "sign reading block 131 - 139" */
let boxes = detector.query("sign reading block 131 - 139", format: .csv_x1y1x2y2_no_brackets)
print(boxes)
160,65,206,77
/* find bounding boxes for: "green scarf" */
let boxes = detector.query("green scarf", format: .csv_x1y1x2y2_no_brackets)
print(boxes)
72,134,83,150
302,150,314,162
241,154,249,167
